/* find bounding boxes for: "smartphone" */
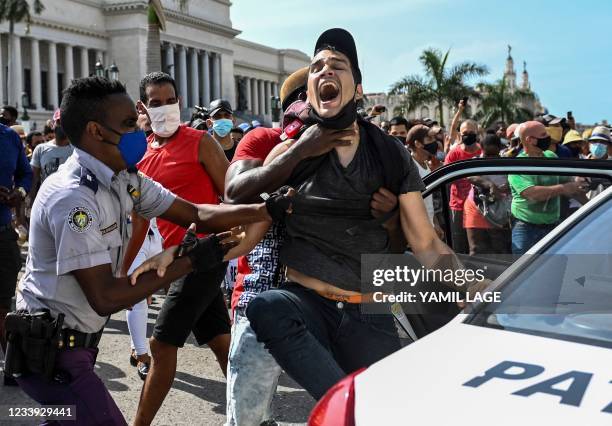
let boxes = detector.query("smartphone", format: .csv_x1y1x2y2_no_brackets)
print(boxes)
567,111,573,119
462,96,469,105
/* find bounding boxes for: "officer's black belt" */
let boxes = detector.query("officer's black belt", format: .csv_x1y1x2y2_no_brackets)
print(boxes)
58,328,104,350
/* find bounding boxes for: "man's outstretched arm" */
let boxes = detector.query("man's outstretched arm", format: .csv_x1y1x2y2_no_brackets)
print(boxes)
160,197,271,234
74,257,193,316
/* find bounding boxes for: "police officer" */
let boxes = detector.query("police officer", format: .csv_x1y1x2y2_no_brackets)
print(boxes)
13,77,282,425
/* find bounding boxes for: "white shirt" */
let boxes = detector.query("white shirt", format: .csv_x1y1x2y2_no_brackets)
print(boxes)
17,148,176,332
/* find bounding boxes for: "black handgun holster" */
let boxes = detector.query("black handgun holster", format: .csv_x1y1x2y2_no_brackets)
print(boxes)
4,310,64,381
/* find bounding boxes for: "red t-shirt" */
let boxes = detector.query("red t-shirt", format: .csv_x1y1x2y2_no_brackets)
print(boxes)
230,127,283,310
137,125,220,248
445,144,482,211
231,127,283,164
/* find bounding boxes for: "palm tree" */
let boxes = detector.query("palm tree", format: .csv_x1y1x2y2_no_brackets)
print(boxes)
389,48,488,127
146,0,166,74
146,1,190,74
0,0,44,106
473,77,535,127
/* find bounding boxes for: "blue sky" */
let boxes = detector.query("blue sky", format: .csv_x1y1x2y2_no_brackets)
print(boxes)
231,0,611,124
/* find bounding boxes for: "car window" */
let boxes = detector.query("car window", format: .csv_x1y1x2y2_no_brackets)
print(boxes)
429,171,612,278
468,196,612,348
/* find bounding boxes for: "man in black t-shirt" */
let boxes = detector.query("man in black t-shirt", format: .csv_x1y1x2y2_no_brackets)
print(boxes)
242,28,468,401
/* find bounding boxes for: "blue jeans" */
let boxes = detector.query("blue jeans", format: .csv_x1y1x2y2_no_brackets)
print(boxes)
511,220,555,255
225,310,282,426
246,283,401,400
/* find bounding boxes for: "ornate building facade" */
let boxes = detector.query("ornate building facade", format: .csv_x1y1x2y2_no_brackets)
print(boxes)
0,0,310,129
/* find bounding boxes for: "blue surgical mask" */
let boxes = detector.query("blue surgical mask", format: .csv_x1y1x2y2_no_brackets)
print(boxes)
101,125,148,168
436,151,446,161
589,142,608,159
212,118,233,137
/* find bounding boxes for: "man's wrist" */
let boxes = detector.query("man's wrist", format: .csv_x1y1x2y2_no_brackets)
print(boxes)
556,184,568,196
258,203,272,221
16,187,27,199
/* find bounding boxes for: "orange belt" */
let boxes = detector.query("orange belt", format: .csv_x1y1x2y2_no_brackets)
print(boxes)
315,290,377,304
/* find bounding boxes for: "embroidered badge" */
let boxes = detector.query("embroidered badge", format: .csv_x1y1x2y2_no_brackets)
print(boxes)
100,222,118,235
67,207,93,233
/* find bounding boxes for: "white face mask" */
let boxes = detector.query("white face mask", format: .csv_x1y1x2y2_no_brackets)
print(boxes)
147,103,181,137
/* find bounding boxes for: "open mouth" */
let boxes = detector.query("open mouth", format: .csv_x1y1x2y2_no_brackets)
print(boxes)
319,80,340,103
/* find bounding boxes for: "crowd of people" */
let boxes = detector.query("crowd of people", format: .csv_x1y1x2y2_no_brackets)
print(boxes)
375,99,610,257
0,26,609,426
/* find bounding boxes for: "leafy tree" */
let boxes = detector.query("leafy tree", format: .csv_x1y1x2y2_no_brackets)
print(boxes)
146,1,188,74
473,77,535,127
389,48,488,127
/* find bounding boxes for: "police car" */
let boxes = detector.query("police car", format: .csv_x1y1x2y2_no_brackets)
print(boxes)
309,159,612,426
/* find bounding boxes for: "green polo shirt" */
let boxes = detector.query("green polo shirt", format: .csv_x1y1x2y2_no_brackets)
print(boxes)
508,150,566,225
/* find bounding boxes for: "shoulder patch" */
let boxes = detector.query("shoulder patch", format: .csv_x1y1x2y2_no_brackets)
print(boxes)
67,207,94,233
79,167,98,193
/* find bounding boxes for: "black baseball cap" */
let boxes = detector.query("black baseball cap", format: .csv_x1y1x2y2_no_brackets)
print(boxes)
314,28,362,84
209,99,233,117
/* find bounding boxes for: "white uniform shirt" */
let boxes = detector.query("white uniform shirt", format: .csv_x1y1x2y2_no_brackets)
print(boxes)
17,148,176,332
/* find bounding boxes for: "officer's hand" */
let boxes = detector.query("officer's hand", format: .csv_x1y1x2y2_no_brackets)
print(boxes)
293,124,356,160
371,187,397,218
130,245,179,285
178,223,240,273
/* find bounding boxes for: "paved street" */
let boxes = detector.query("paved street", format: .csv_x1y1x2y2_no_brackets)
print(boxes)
1,291,314,426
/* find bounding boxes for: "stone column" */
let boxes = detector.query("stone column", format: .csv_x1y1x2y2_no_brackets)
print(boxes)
258,80,265,117
164,43,175,78
64,44,74,88
80,46,89,78
176,45,187,109
251,78,258,115
48,41,58,110
31,39,42,110
245,77,252,113
0,35,4,104
212,52,221,100
201,50,210,106
264,81,271,116
10,34,22,106
189,48,199,106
